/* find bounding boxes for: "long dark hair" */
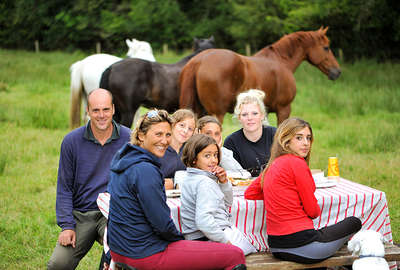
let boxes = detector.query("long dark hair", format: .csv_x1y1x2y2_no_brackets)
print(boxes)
181,134,221,167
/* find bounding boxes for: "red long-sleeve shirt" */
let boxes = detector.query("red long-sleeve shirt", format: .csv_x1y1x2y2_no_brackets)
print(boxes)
245,154,320,236
244,174,263,200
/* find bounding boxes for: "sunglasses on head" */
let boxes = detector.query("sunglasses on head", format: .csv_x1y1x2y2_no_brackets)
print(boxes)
146,110,159,119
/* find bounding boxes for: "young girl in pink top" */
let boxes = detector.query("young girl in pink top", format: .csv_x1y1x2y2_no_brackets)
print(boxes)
245,117,361,264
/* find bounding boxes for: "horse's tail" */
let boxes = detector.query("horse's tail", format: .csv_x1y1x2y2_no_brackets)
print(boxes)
179,60,203,116
69,60,84,129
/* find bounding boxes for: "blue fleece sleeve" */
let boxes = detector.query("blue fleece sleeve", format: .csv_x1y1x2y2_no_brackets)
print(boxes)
56,136,76,230
136,164,183,242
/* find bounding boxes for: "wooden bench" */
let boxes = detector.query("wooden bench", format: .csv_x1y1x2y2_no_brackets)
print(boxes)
246,244,400,270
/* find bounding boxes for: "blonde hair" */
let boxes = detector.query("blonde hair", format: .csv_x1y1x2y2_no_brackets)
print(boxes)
233,89,268,124
130,109,172,145
261,117,314,188
171,109,196,127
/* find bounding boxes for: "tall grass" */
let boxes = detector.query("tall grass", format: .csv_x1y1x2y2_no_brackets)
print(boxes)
0,48,399,269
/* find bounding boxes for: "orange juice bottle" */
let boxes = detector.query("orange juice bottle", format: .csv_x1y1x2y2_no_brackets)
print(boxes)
327,157,340,181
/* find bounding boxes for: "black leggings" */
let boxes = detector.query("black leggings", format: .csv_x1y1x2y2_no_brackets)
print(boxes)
269,216,362,264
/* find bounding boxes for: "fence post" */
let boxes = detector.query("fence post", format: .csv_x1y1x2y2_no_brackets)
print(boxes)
34,40,40,53
96,42,101,54
245,43,251,56
338,48,344,62
163,44,168,55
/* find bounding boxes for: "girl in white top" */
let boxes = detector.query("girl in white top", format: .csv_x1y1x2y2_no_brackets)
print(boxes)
180,134,257,255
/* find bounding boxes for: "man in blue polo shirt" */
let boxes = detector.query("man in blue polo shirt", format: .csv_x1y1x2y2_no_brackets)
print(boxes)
48,89,131,270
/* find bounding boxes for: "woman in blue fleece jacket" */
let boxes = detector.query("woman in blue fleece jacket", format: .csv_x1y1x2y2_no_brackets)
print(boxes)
107,109,246,270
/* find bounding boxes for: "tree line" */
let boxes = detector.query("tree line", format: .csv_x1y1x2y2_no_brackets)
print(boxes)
1,0,399,61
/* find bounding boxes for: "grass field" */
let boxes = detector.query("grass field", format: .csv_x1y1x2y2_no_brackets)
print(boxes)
0,48,399,269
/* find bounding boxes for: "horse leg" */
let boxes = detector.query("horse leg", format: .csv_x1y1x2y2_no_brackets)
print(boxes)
215,114,225,125
112,105,122,124
83,93,89,124
119,107,140,128
276,105,291,125
69,61,84,129
264,111,270,126
69,86,82,129
119,112,134,128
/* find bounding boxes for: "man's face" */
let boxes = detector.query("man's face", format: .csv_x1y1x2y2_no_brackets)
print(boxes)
87,90,114,133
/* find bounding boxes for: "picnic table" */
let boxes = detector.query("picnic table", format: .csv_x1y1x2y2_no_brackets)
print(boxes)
166,178,393,250
97,177,396,269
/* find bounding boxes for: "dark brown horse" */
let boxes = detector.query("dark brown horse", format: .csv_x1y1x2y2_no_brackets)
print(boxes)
100,36,215,127
179,27,341,124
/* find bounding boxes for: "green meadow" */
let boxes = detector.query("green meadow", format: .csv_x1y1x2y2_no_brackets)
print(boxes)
0,48,399,269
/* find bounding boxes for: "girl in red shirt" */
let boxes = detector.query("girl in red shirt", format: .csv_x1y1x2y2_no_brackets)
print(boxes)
245,117,361,264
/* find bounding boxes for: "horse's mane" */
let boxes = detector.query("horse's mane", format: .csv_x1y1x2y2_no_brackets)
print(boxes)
177,49,204,65
256,29,330,60
176,38,215,65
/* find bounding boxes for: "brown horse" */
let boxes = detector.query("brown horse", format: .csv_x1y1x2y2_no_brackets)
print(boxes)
179,27,341,124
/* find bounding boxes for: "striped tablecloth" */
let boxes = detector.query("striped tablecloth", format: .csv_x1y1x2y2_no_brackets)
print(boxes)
166,178,393,251
97,178,395,268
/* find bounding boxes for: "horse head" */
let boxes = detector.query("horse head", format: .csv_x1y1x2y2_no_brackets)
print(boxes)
306,27,341,80
193,36,215,52
126,38,156,62
126,39,139,57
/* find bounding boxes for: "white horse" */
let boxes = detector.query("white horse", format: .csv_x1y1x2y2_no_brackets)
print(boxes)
69,39,156,129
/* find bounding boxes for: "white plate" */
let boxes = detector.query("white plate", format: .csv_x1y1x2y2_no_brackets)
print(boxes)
226,170,252,179
166,189,181,198
315,181,337,188
312,172,326,182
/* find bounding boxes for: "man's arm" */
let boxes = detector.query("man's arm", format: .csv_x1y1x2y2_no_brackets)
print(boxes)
56,137,76,231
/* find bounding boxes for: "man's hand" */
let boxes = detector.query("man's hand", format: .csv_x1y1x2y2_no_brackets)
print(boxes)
58,229,76,248
103,262,110,270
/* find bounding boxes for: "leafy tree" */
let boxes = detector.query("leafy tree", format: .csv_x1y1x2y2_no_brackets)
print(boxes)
280,0,321,31
0,0,69,50
124,0,188,50
312,0,400,60
228,0,287,53
0,0,399,60
48,0,112,51
177,0,235,49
